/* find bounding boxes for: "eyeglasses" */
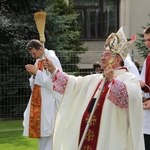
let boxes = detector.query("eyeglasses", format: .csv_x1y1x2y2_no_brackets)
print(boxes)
28,46,33,50
28,48,36,54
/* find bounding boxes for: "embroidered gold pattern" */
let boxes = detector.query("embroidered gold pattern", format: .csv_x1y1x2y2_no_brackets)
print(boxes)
83,145,92,150
29,61,43,138
86,129,95,142
85,114,97,127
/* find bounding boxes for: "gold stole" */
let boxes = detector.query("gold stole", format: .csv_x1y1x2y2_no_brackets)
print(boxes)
78,80,110,149
29,61,43,138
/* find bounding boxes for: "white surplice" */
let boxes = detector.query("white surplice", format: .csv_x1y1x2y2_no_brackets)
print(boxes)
23,49,62,137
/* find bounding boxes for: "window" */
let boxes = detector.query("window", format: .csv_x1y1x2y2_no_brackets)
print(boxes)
73,0,119,39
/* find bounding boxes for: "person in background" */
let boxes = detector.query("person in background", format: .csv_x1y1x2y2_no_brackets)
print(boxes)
134,59,141,73
139,26,150,150
23,39,62,150
42,27,144,150
91,61,102,74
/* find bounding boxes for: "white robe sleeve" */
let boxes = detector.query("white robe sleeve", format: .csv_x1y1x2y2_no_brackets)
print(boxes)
29,76,35,91
124,54,140,79
140,60,146,82
34,70,62,100
45,49,62,71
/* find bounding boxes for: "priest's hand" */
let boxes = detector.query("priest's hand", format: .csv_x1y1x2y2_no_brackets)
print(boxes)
42,57,56,74
25,64,38,76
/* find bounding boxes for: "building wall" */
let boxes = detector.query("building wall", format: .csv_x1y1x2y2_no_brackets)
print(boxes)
80,0,150,69
79,40,105,69
120,0,150,65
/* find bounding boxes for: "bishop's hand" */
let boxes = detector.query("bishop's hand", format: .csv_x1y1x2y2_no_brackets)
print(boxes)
42,57,56,74
103,65,114,82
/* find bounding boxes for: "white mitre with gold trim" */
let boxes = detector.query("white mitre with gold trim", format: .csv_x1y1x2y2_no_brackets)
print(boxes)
105,27,136,60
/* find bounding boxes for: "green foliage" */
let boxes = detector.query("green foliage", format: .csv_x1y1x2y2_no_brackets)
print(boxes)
49,0,87,72
53,0,75,15
0,0,86,56
0,0,87,118
135,14,150,59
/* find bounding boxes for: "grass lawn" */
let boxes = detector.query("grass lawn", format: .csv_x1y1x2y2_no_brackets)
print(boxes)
0,120,38,150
